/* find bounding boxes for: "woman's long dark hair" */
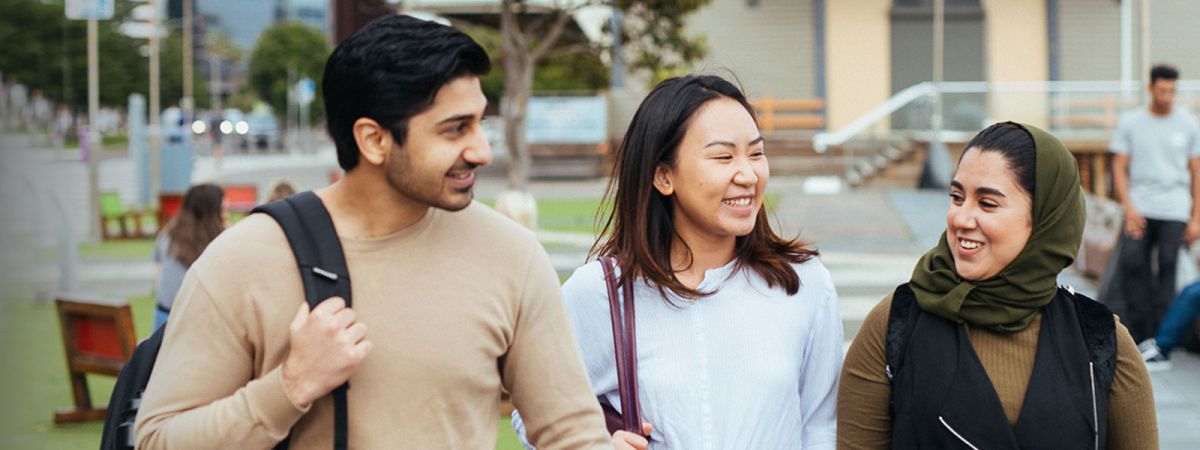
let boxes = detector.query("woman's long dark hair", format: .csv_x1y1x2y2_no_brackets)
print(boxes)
592,74,818,299
164,183,225,267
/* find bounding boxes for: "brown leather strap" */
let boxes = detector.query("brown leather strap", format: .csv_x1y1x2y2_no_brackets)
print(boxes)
599,256,643,436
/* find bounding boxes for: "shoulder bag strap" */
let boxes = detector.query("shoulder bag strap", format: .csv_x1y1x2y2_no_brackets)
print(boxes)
598,256,644,436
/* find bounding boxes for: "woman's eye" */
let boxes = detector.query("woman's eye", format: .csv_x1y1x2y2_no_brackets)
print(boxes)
949,192,964,203
750,151,765,158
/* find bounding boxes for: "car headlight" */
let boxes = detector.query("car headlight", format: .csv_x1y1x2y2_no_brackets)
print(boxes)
219,120,233,134
191,120,206,134
235,121,249,135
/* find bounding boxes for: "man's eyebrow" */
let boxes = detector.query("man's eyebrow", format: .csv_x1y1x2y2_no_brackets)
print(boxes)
436,114,475,125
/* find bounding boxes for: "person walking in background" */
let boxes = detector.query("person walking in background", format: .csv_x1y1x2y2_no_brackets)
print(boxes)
265,178,298,203
52,105,72,150
1139,278,1200,371
8,79,27,133
152,183,228,330
838,122,1156,449
1102,64,1200,342
512,75,842,450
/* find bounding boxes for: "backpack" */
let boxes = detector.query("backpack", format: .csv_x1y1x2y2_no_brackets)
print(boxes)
101,191,352,450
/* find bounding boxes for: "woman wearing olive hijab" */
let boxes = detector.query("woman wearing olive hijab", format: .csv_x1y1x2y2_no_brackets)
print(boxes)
838,122,1157,449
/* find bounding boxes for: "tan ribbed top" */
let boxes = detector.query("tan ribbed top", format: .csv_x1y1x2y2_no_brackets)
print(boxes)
837,295,1159,450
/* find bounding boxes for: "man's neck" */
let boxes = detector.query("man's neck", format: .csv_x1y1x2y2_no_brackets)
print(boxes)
1150,103,1173,117
315,171,430,239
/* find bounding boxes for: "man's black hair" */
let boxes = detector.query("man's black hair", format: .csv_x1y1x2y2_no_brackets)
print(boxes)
323,15,491,170
1150,64,1179,86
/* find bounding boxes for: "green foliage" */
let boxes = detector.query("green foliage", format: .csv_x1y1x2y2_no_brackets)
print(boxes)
616,0,713,85
534,51,609,92
0,0,214,113
462,25,608,103
247,21,328,124
0,0,147,110
160,30,211,110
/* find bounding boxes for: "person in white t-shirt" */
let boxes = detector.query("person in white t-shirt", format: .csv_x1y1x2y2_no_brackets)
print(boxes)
1103,63,1200,342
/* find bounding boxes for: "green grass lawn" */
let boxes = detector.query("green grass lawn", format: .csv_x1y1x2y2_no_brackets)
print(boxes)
79,238,156,260
0,294,525,449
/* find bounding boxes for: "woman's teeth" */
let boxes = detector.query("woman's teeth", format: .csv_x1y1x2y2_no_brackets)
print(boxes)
723,198,751,207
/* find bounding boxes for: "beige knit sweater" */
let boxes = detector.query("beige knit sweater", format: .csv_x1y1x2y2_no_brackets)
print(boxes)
135,203,611,449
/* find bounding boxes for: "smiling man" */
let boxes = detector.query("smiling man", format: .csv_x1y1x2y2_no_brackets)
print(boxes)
135,15,610,449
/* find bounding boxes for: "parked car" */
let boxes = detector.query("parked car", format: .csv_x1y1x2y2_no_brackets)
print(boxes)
245,113,280,151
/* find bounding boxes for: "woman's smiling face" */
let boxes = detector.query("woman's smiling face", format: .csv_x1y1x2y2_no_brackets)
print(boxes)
946,148,1034,281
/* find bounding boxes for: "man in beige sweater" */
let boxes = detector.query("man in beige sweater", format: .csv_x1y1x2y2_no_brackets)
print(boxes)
135,15,611,449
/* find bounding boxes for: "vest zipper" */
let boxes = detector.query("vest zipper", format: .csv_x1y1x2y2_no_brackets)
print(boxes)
1090,362,1099,450
938,416,980,450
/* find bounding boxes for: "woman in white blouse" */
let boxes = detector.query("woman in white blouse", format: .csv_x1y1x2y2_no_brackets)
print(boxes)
513,74,843,449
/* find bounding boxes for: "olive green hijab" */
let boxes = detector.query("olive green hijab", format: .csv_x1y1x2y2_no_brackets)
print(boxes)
909,123,1085,332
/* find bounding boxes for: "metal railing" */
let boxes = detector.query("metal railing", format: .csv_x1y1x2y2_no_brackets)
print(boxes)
812,80,1200,185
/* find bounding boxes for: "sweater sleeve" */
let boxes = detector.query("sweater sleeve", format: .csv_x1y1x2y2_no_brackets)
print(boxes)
135,269,309,450
1106,316,1159,450
501,249,611,450
837,295,894,450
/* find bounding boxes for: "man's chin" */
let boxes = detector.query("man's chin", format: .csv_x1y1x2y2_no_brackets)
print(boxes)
433,191,474,212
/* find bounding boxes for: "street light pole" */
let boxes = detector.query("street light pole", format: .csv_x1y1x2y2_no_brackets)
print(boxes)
932,0,944,137
87,18,101,243
149,0,161,203
182,0,193,119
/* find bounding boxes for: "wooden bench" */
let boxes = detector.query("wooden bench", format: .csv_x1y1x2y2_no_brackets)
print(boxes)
100,192,153,240
530,143,608,179
54,295,138,423
157,191,185,234
751,97,825,133
223,184,259,213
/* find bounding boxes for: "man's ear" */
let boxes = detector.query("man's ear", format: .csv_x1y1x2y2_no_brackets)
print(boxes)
353,118,391,166
653,165,674,196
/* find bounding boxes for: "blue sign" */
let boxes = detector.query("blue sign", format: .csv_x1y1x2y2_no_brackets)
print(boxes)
525,96,607,144
65,0,114,20
296,78,316,105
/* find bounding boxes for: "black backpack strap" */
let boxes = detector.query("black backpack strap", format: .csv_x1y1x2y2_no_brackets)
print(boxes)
101,323,168,449
1063,287,1118,393
885,284,920,384
253,191,350,450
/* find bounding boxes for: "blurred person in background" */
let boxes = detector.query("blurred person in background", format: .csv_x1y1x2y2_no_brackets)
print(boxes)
152,183,228,330
1102,64,1200,342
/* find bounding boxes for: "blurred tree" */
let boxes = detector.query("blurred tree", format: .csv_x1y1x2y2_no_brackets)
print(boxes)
463,25,609,105
162,30,210,110
488,0,710,192
247,20,329,127
0,0,148,111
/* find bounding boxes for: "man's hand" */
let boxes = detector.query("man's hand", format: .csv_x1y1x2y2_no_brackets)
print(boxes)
1186,220,1200,244
611,423,653,450
1123,208,1146,239
281,297,372,407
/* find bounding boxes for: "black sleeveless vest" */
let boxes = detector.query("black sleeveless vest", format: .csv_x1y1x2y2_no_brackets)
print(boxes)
886,284,1117,449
